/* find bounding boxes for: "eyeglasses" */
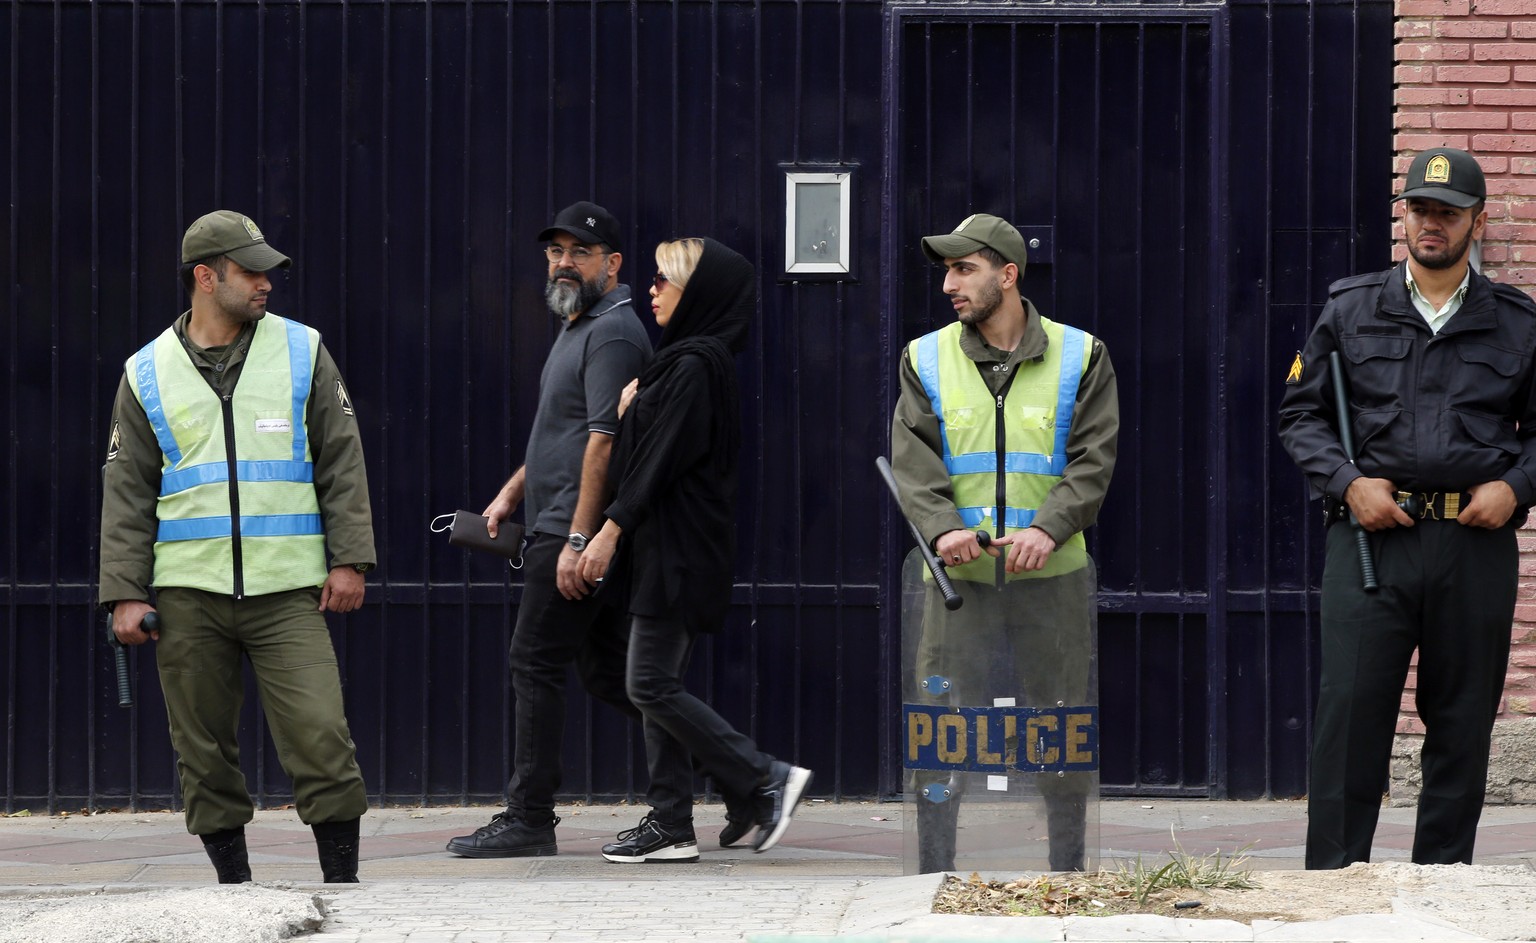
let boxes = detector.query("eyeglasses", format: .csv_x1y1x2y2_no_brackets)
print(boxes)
544,244,603,263
652,273,670,290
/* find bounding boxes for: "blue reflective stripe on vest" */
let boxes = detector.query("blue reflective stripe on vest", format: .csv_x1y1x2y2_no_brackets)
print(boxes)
284,318,312,462
957,506,1036,529
1053,327,1086,464
914,332,953,461
160,459,316,497
158,513,323,543
134,341,183,466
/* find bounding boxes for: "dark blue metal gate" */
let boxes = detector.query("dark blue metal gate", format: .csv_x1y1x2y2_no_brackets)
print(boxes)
2,0,1390,813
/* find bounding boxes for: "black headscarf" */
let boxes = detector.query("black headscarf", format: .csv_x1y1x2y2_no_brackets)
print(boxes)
638,238,754,459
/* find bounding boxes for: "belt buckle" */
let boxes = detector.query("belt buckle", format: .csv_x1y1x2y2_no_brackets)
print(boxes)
1423,492,1440,520
1443,492,1460,520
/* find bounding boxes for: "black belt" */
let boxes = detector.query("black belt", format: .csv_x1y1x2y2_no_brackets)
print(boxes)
1324,490,1472,526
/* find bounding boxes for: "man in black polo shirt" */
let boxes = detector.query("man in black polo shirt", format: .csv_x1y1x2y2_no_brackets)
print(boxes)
447,202,670,857
1279,148,1536,868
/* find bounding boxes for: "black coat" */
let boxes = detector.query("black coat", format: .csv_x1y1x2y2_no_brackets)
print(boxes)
1278,263,1536,508
604,239,754,633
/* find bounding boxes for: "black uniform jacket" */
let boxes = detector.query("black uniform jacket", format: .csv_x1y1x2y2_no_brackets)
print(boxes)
1278,263,1536,511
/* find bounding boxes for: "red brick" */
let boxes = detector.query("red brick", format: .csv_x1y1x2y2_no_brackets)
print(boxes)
1474,42,1536,60
1510,157,1536,173
1436,64,1513,82
1437,111,1508,128
1473,133,1536,151
1509,203,1536,219
1517,65,1536,82
1400,42,1472,61
1479,155,1511,172
1482,244,1511,262
1513,112,1536,130
1515,23,1536,39
1442,20,1510,38
1395,64,1437,84
1400,0,1470,13
1396,716,1426,736
1400,113,1434,129
1475,89,1536,106
1471,0,1536,13
1399,20,1435,38
1397,88,1472,105
1495,266,1536,284
1396,133,1472,150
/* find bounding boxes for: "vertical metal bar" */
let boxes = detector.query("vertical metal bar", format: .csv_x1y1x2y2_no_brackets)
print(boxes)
375,0,393,802
1205,6,1235,799
456,0,473,806
746,0,765,761
3,0,17,816
416,0,434,809
47,0,62,815
87,0,103,815
831,0,848,796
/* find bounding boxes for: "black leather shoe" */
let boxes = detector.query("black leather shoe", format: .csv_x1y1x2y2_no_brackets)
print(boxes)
446,812,558,858
201,828,252,884
601,813,699,863
752,760,812,853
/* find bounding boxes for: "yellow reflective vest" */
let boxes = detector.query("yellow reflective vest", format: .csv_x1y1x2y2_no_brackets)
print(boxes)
908,317,1092,582
126,314,328,597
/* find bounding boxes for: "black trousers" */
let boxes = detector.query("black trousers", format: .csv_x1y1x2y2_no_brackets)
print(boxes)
504,534,686,823
626,614,771,824
1307,518,1515,868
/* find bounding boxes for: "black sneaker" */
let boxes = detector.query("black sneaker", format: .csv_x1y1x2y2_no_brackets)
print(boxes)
445,812,558,858
601,813,700,863
752,761,812,853
718,813,754,848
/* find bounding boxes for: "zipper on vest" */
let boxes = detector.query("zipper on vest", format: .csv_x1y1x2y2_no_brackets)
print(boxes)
222,392,245,599
994,390,1007,591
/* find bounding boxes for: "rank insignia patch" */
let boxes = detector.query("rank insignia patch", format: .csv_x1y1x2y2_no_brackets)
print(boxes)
1425,155,1452,185
336,379,354,416
1286,351,1304,385
106,419,121,462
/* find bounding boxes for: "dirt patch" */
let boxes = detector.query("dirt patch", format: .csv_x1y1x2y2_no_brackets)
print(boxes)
935,861,1536,937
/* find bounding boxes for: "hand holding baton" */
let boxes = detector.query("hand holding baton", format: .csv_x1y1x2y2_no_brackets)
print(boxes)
106,610,158,708
876,456,991,611
1328,350,1379,592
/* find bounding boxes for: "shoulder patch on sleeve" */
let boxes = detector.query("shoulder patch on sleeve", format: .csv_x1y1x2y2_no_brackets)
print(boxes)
1285,351,1304,385
335,379,355,416
1328,270,1390,298
106,419,122,462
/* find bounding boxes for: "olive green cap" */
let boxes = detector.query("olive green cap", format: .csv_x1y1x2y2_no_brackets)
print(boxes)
181,211,292,271
921,213,1027,269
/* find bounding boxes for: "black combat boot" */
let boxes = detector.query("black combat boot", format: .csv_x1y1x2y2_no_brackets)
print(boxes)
313,817,361,883
201,826,253,884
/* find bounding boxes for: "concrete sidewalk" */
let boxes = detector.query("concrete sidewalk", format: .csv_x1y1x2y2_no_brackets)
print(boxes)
0,798,1533,941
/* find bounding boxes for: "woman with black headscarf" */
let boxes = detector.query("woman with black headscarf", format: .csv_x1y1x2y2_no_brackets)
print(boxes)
578,238,812,864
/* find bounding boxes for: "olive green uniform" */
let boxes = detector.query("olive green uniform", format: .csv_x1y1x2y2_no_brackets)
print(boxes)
891,304,1118,871
99,310,374,835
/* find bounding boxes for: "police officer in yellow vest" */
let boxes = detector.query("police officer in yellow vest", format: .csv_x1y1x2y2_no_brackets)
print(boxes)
98,211,375,884
891,213,1119,872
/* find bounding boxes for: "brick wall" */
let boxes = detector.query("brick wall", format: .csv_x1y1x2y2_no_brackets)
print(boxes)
1393,0,1536,747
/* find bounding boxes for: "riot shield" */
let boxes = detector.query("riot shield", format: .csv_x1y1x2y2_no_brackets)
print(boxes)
901,548,1100,874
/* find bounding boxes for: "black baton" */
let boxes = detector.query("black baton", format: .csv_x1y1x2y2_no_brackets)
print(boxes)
1328,350,1379,592
876,456,966,610
106,610,158,708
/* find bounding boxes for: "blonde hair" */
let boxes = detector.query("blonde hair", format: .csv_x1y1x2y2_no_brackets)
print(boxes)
654,238,706,292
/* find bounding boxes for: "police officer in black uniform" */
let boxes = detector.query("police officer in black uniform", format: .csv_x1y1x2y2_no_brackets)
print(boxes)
1279,147,1536,868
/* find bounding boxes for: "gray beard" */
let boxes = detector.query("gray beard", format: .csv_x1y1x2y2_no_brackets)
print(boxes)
545,272,605,319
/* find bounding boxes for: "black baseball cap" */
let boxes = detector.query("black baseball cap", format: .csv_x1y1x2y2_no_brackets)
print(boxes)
537,201,623,252
181,211,292,271
1395,147,1486,209
921,213,1028,269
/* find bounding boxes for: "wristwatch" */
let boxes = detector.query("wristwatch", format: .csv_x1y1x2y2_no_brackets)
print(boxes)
350,562,375,574
567,533,589,552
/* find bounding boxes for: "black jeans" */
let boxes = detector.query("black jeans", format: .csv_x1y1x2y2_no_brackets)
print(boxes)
1308,519,1515,868
505,534,686,823
627,614,771,824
